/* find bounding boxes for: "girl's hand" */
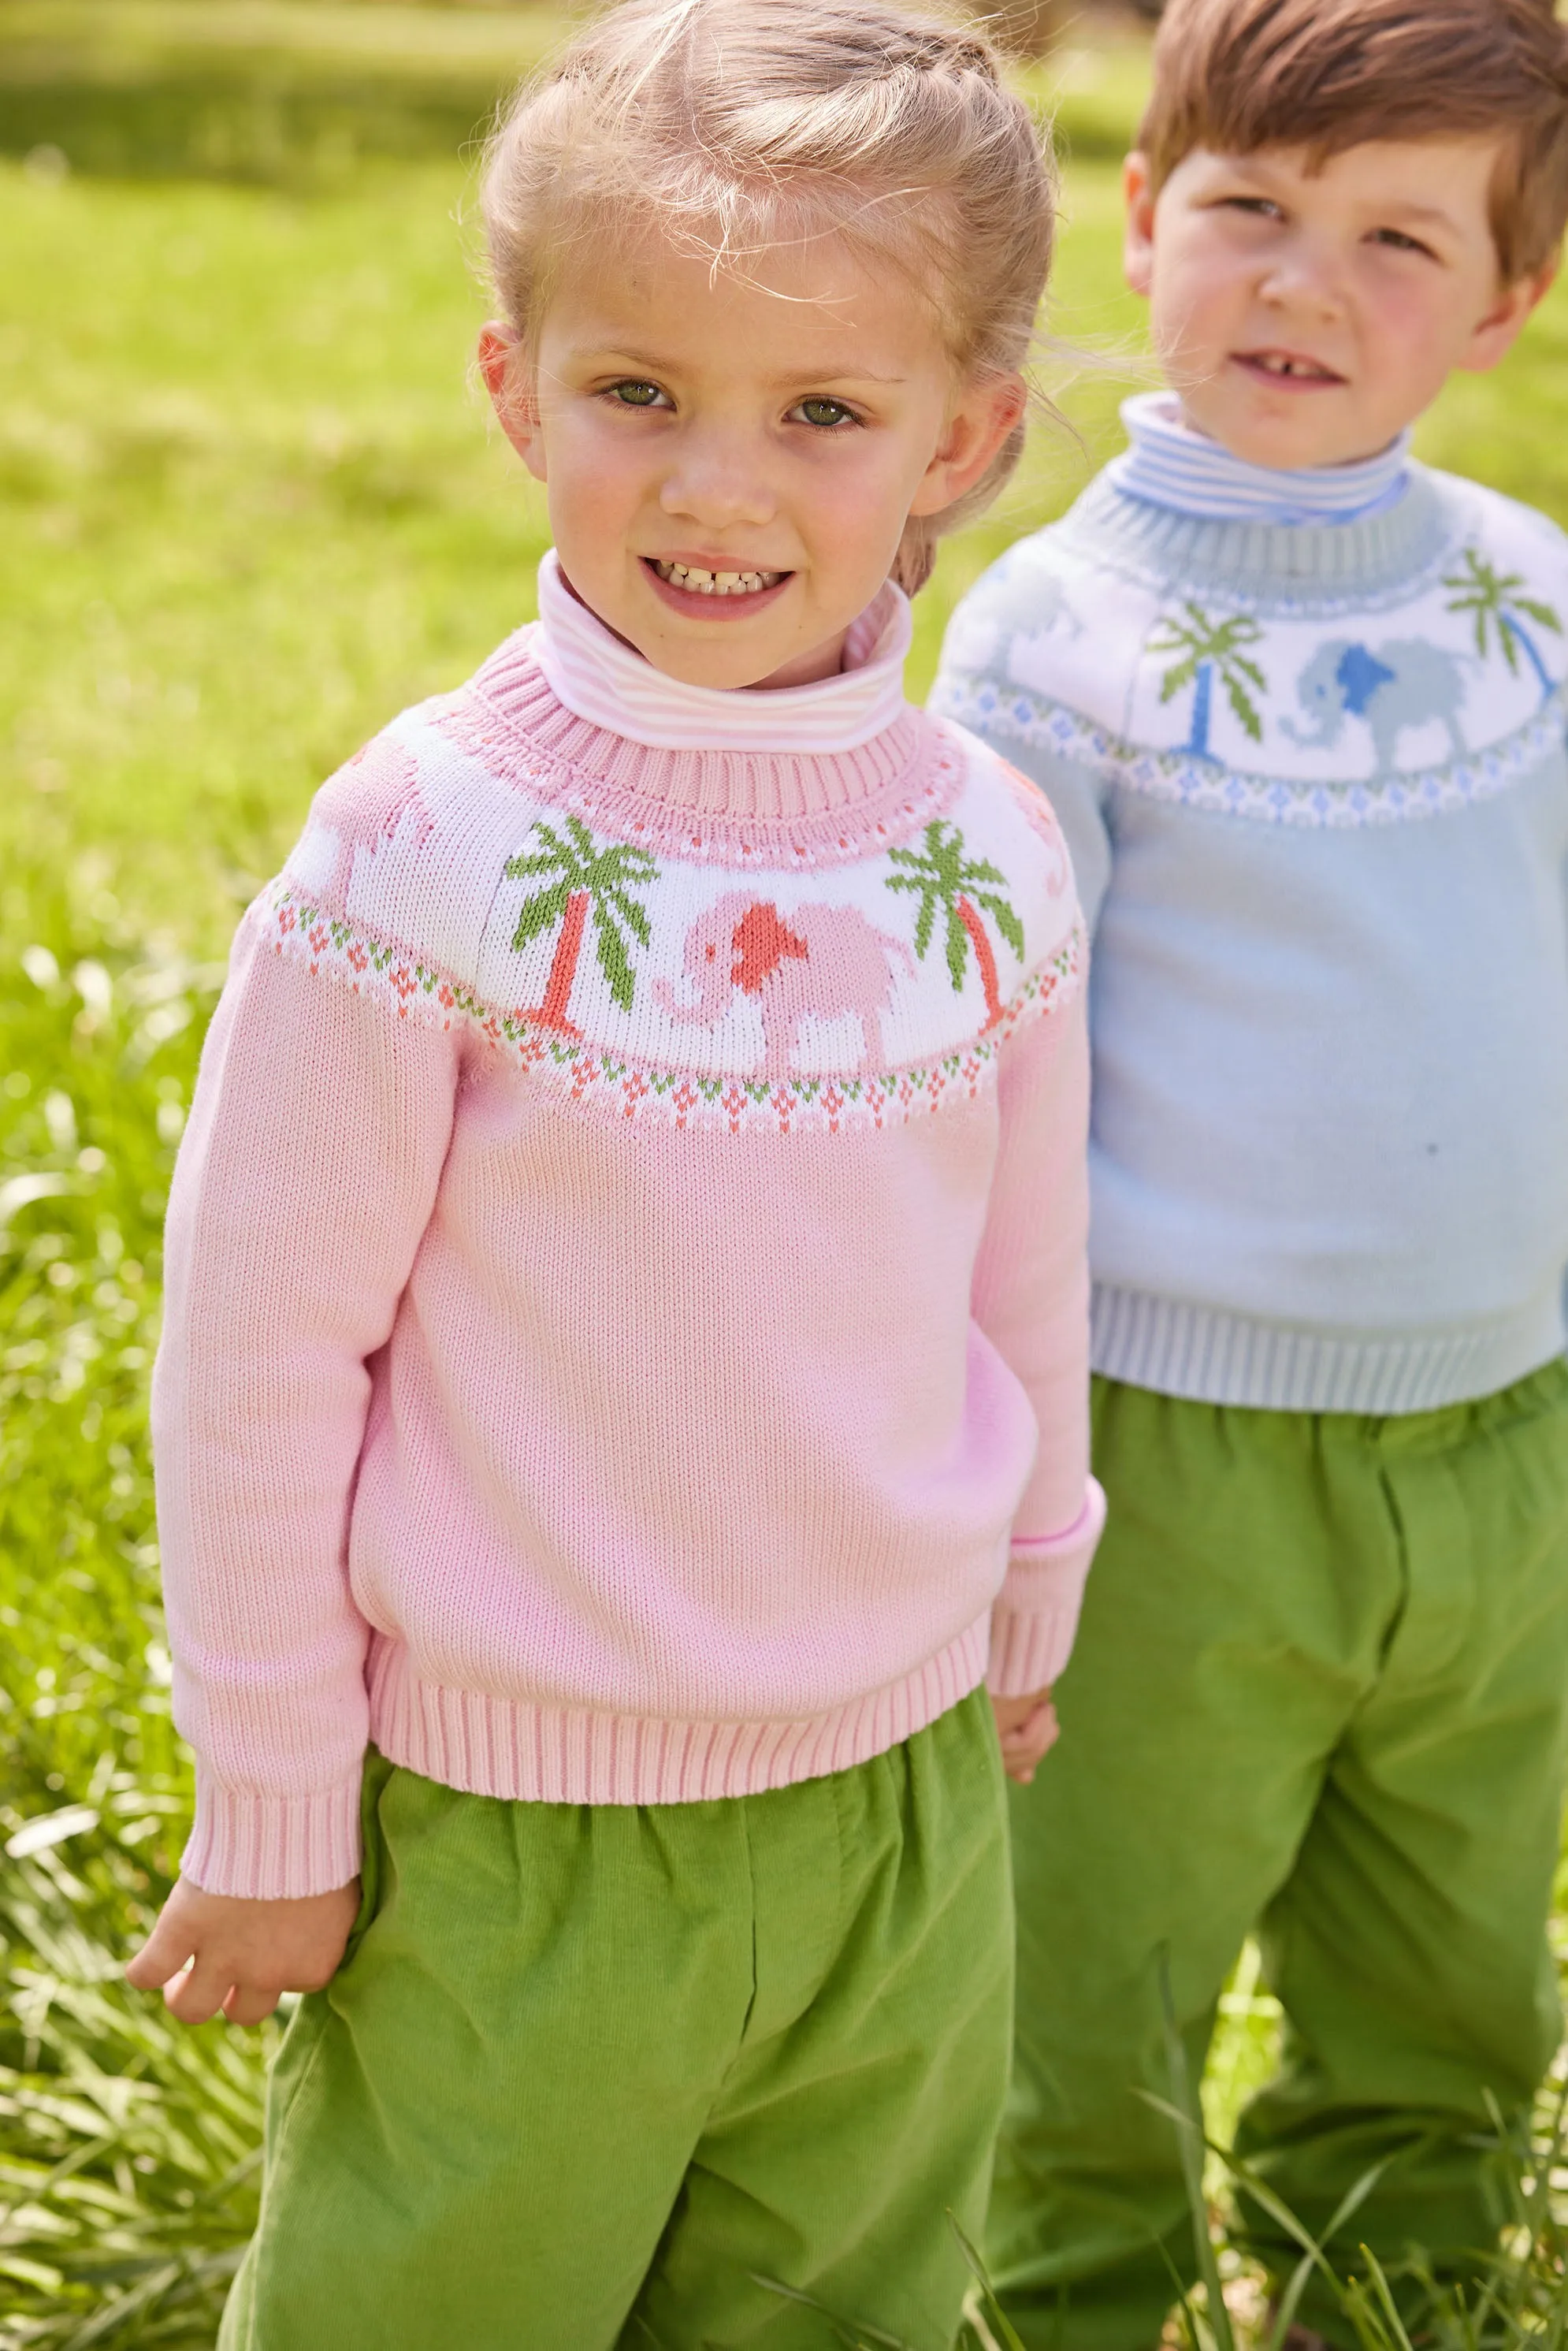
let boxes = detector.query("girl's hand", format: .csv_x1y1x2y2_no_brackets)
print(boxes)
125,1877,361,2026
990,1689,1059,1786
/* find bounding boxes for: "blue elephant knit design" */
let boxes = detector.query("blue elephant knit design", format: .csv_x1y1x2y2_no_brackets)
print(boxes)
931,448,1568,1416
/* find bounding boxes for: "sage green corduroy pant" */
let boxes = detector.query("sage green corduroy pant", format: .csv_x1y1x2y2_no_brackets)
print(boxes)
220,1687,1012,2351
994,1361,1568,2351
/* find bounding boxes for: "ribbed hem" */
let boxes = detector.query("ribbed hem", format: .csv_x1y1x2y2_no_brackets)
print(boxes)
987,1480,1108,1696
366,1620,990,1806
181,1771,363,1899
1091,1285,1567,1414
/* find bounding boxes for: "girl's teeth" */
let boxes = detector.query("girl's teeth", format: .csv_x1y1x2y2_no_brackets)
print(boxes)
653,561,782,597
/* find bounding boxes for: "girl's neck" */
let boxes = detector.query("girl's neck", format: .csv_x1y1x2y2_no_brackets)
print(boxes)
557,565,850,689
533,549,909,753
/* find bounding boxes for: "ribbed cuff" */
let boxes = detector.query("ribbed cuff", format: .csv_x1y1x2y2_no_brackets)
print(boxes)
180,1769,364,1899
987,1479,1107,1698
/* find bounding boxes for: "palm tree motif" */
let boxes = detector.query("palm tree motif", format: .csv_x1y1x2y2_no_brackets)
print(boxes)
1444,547,1562,705
885,820,1023,1029
1149,601,1266,760
504,818,660,1036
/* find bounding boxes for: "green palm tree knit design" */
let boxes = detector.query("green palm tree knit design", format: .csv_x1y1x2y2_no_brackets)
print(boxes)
885,819,1023,1029
1150,601,1266,760
1444,547,1562,705
505,817,660,1035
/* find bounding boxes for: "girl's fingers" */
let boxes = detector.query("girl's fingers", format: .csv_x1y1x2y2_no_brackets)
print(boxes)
124,1918,196,1992
999,1698,1061,1784
163,1957,236,2025
223,1981,283,2027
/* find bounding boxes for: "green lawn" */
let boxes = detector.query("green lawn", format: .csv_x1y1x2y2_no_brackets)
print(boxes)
4,8,1568,2341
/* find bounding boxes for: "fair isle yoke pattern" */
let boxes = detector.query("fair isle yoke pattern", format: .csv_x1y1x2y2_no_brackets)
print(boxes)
934,470,1568,831
266,884,1084,1141
274,685,1083,1121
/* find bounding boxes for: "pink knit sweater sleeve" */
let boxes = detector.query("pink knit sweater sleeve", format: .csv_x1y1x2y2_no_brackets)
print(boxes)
152,909,459,1897
973,976,1105,1698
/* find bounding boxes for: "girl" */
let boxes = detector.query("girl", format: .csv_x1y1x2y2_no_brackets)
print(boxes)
127,0,1102,2340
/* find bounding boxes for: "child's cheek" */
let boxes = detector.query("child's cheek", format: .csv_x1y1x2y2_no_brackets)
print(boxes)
554,414,647,543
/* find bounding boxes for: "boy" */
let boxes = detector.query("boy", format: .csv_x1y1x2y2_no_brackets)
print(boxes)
932,0,1568,2341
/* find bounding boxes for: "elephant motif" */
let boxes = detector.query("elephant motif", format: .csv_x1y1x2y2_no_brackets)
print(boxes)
653,894,916,1082
1282,638,1468,770
311,738,433,917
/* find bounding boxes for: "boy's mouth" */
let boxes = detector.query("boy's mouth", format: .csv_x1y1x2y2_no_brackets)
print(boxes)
1232,348,1347,389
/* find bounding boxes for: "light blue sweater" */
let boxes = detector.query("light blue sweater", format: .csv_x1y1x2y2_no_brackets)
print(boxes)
931,405,1568,1412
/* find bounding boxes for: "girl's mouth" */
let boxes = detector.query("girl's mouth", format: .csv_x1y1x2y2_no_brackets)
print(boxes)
643,557,793,618
648,559,786,597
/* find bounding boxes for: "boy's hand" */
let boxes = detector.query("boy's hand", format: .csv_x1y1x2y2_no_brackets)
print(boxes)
125,1877,361,2026
990,1688,1059,1785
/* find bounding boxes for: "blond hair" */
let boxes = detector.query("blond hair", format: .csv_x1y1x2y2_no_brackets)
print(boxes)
1139,0,1568,284
481,0,1056,593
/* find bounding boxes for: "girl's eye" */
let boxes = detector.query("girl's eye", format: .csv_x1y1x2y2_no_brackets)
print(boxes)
606,381,669,409
792,397,858,430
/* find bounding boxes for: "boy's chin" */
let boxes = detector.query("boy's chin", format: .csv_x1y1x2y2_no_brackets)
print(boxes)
1184,391,1394,475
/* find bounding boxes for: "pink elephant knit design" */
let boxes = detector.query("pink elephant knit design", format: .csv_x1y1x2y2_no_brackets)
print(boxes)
311,739,434,921
655,895,916,1081
266,673,1082,1140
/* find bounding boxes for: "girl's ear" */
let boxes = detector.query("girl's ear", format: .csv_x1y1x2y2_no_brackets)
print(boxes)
1123,151,1156,299
907,372,1028,517
478,322,548,482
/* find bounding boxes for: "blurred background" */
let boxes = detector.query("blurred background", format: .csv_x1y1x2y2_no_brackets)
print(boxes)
1,6,1566,2342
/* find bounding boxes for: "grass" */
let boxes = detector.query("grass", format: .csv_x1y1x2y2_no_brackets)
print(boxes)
3,4,1568,2341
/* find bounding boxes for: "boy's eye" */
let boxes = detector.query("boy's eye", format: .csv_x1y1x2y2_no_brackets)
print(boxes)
1369,228,1436,259
1219,196,1283,221
792,397,858,430
606,381,669,409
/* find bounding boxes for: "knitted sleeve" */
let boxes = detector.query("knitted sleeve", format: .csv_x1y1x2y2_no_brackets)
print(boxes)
151,903,460,1898
971,970,1104,1697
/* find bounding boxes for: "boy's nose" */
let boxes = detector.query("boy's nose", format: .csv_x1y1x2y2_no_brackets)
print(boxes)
1257,243,1347,321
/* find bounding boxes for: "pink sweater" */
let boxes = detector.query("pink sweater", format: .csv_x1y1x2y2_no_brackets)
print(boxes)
154,555,1103,1899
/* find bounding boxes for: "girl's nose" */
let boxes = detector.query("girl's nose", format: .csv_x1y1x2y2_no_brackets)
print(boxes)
659,431,777,530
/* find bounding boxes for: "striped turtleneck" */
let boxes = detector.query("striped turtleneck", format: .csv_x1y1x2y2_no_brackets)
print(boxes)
1110,391,1412,527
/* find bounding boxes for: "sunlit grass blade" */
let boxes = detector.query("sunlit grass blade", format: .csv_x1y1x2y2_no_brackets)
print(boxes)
752,2274,918,2349
947,2213,1031,2351
1152,1947,1236,2351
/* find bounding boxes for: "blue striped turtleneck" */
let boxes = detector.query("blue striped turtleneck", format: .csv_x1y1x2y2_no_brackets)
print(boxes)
1111,391,1412,527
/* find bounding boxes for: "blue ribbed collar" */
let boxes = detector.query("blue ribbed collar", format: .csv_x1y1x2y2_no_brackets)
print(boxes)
1111,392,1413,527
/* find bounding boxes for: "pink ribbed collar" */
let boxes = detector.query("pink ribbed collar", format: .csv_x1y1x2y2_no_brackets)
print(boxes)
454,550,953,853
533,549,912,754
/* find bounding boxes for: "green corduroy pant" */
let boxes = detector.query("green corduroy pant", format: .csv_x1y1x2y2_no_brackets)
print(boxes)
994,1360,1568,2351
219,1687,1013,2351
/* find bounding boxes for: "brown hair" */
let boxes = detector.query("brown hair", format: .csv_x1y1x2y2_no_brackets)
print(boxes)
1138,0,1568,281
481,0,1056,592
